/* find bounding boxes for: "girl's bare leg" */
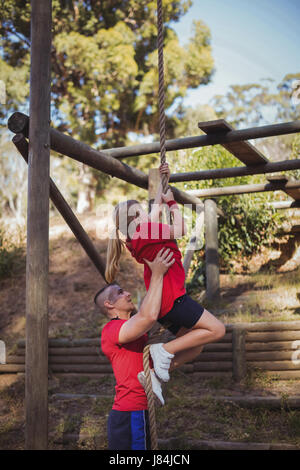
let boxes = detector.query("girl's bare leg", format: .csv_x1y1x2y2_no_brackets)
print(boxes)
163,310,225,357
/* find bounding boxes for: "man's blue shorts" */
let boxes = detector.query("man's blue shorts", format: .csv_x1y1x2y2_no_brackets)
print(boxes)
107,409,151,450
158,294,205,335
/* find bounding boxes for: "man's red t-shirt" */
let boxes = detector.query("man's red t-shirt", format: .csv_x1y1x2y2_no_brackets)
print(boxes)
101,319,148,411
126,221,186,318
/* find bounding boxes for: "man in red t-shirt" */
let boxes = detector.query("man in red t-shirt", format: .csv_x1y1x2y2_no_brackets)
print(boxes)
94,247,175,450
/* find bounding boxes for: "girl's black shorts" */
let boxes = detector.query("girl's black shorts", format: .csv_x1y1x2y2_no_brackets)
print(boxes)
157,294,205,335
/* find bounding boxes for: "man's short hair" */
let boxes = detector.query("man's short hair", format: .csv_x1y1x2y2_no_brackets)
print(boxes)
94,283,118,316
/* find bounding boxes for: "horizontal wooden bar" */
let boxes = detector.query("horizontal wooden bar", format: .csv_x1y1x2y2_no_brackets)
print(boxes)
73,120,300,159
0,364,25,373
193,361,232,371
249,361,300,370
268,200,300,209
17,338,101,348
247,331,300,342
246,341,298,351
213,395,300,409
226,321,300,331
169,159,300,183
48,364,112,373
246,351,296,361
8,113,205,212
186,180,300,198
13,134,106,280
17,347,103,356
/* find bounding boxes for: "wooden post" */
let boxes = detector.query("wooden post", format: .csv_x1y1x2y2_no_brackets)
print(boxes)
232,326,247,382
25,0,52,450
204,199,220,301
183,210,204,276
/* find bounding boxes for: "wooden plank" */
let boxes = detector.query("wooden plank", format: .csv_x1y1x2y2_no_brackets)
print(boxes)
48,364,112,373
226,321,300,332
193,362,232,371
25,0,52,451
0,364,25,373
267,174,300,201
247,331,300,342
213,395,300,410
246,351,297,361
198,119,269,166
249,361,300,370
246,341,298,351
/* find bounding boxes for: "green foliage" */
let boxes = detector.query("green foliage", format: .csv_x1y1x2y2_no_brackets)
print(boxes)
0,227,25,279
1,0,214,146
167,145,286,290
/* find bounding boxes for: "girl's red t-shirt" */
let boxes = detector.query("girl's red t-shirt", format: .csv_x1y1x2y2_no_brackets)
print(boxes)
101,318,148,411
126,221,186,318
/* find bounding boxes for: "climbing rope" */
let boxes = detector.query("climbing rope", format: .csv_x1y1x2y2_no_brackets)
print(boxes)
142,0,168,450
157,0,168,194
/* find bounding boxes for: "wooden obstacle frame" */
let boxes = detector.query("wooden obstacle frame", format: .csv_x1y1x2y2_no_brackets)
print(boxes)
2,321,300,381
4,0,300,450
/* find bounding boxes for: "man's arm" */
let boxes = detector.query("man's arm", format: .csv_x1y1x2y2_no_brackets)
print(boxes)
118,248,175,344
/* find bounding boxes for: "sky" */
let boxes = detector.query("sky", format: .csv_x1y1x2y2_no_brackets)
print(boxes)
171,0,300,107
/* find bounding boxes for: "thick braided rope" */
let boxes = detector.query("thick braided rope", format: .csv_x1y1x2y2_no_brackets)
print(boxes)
143,344,158,450
157,0,168,194
142,0,168,450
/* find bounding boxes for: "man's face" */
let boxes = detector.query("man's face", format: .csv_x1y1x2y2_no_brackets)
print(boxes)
107,284,134,314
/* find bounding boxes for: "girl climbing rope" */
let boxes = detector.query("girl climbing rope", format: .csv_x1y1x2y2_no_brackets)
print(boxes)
105,162,225,390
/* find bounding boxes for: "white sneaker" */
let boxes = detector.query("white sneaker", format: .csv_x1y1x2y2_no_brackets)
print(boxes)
138,369,165,406
149,343,174,382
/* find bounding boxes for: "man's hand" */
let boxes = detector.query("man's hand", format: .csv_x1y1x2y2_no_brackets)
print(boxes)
143,248,175,276
118,248,175,344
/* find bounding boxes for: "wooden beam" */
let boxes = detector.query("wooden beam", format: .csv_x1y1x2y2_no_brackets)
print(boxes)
198,119,269,165
183,211,204,276
25,0,52,450
185,180,300,198
7,113,206,212
268,200,300,209
267,174,300,201
9,113,300,159
13,134,106,281
168,159,300,183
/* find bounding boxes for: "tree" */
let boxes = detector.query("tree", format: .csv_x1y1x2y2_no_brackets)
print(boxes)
1,0,214,211
1,0,214,144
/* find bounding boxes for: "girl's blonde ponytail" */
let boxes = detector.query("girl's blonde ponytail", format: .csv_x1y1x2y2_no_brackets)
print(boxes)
105,227,124,283
105,199,140,283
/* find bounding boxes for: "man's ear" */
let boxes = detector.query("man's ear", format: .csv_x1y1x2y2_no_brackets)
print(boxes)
104,299,113,310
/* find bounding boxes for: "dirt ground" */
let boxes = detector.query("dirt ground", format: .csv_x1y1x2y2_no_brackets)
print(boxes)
1,213,300,450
